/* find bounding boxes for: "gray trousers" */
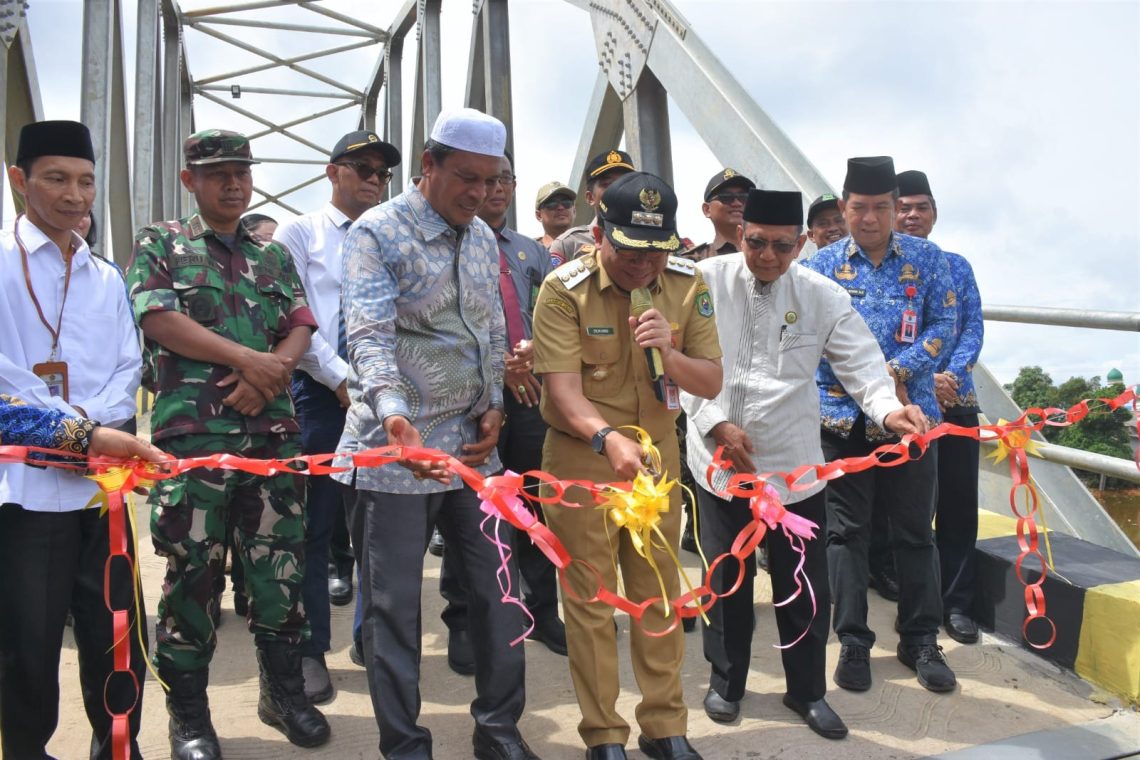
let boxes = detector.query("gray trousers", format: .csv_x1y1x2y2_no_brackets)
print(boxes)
347,485,527,759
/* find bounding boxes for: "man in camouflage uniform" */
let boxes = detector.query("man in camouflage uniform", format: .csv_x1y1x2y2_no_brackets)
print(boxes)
547,149,635,266
126,130,330,760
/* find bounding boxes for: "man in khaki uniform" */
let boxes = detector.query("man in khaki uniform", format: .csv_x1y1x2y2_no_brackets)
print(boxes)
533,171,723,760
547,149,635,266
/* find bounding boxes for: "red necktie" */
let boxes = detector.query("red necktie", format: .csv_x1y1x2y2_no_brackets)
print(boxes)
498,246,527,350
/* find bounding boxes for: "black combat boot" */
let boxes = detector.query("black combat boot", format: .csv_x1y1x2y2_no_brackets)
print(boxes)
256,641,332,748
161,667,221,760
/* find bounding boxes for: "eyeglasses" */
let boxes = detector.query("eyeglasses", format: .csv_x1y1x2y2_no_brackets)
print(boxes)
743,237,797,255
496,173,517,186
337,161,393,184
713,192,749,205
539,198,574,210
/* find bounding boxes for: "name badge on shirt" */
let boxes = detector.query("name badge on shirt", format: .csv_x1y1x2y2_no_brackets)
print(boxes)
664,377,680,410
33,361,70,402
899,308,918,343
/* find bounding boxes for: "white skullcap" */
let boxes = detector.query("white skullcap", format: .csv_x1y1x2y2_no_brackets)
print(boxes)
428,108,506,158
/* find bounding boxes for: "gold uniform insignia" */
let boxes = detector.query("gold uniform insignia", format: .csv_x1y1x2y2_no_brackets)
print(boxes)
899,263,920,282
944,289,957,307
827,385,847,398
723,168,736,178
517,251,527,261
545,296,576,318
923,337,943,357
606,150,622,165
834,262,856,281
638,188,662,212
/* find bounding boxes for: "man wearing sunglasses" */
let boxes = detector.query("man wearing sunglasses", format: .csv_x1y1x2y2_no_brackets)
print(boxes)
273,129,400,705
548,149,636,267
683,169,756,262
534,181,577,249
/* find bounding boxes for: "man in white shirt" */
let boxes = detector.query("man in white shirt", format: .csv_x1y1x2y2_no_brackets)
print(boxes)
681,189,926,740
273,129,401,702
0,120,145,759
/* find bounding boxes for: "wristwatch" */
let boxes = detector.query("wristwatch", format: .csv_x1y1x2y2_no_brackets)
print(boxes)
591,426,616,455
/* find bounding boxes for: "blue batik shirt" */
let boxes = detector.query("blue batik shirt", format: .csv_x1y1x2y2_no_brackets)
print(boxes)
802,232,956,440
334,185,507,495
937,250,983,413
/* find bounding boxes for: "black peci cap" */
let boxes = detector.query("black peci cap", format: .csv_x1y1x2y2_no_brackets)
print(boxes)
597,171,681,252
743,189,803,226
17,120,95,166
896,169,933,198
843,156,897,195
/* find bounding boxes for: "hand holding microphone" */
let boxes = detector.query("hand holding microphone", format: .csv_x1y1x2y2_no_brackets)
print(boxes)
629,287,671,401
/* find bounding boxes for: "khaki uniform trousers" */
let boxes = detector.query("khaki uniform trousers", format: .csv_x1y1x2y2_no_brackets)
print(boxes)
540,428,687,747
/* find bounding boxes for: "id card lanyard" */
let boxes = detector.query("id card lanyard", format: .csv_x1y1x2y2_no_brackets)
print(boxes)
899,284,918,343
16,215,76,399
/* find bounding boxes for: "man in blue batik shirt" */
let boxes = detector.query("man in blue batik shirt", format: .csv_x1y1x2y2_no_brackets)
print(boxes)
334,108,537,760
896,169,984,646
803,156,958,695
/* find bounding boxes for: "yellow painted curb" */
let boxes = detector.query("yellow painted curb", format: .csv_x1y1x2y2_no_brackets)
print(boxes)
1075,579,1140,706
977,510,1020,540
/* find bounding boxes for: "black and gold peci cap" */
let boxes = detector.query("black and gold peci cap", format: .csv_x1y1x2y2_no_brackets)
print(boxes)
703,167,755,201
585,149,636,180
743,189,803,226
183,129,259,166
597,171,681,252
330,129,401,167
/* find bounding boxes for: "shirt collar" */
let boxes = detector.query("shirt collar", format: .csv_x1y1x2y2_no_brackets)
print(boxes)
16,216,90,268
845,231,903,262
323,203,352,230
406,185,460,242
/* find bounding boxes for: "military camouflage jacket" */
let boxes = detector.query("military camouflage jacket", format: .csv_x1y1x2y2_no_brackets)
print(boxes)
127,212,317,441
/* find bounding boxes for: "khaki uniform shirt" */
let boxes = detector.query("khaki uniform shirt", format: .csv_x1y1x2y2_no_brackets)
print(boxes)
547,224,597,267
533,253,723,451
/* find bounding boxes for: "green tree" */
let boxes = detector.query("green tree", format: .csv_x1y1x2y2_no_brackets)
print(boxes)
1005,366,1057,417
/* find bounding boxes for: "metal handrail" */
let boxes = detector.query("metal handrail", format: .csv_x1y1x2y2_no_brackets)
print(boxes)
979,438,1140,485
983,305,1140,332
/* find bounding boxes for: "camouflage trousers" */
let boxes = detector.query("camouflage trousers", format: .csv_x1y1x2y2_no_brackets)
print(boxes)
149,433,309,671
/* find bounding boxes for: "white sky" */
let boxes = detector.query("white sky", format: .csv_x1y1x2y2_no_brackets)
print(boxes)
5,0,1139,387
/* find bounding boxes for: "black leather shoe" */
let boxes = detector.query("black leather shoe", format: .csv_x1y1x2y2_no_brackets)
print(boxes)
428,527,445,557
833,643,871,691
473,728,539,759
637,735,702,759
328,576,352,606
702,687,739,723
256,643,332,748
944,613,979,644
233,590,249,617
897,642,956,692
528,615,568,656
680,526,698,554
448,629,476,675
782,694,848,740
348,639,364,668
162,668,222,760
585,745,627,760
682,616,695,633
302,653,335,704
868,566,900,601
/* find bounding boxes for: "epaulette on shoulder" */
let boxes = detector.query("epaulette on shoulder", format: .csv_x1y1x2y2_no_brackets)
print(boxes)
553,256,594,289
665,256,696,276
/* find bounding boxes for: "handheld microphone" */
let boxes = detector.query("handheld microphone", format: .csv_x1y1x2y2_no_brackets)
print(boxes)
630,287,667,401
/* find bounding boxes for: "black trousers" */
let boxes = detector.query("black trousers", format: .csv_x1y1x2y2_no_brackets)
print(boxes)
821,418,942,647
698,488,830,703
0,502,147,760
937,412,980,615
441,396,559,631
347,487,526,759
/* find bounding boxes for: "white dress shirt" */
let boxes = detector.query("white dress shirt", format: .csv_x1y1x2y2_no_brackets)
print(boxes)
274,202,351,391
681,253,901,504
0,216,142,512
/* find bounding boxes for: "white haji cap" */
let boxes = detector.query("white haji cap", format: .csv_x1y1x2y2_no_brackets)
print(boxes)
428,108,506,157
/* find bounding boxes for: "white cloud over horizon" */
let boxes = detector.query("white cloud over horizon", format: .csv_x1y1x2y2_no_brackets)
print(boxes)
5,0,1138,387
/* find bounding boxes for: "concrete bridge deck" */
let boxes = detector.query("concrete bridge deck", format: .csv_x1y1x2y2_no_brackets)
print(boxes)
50,499,1139,759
